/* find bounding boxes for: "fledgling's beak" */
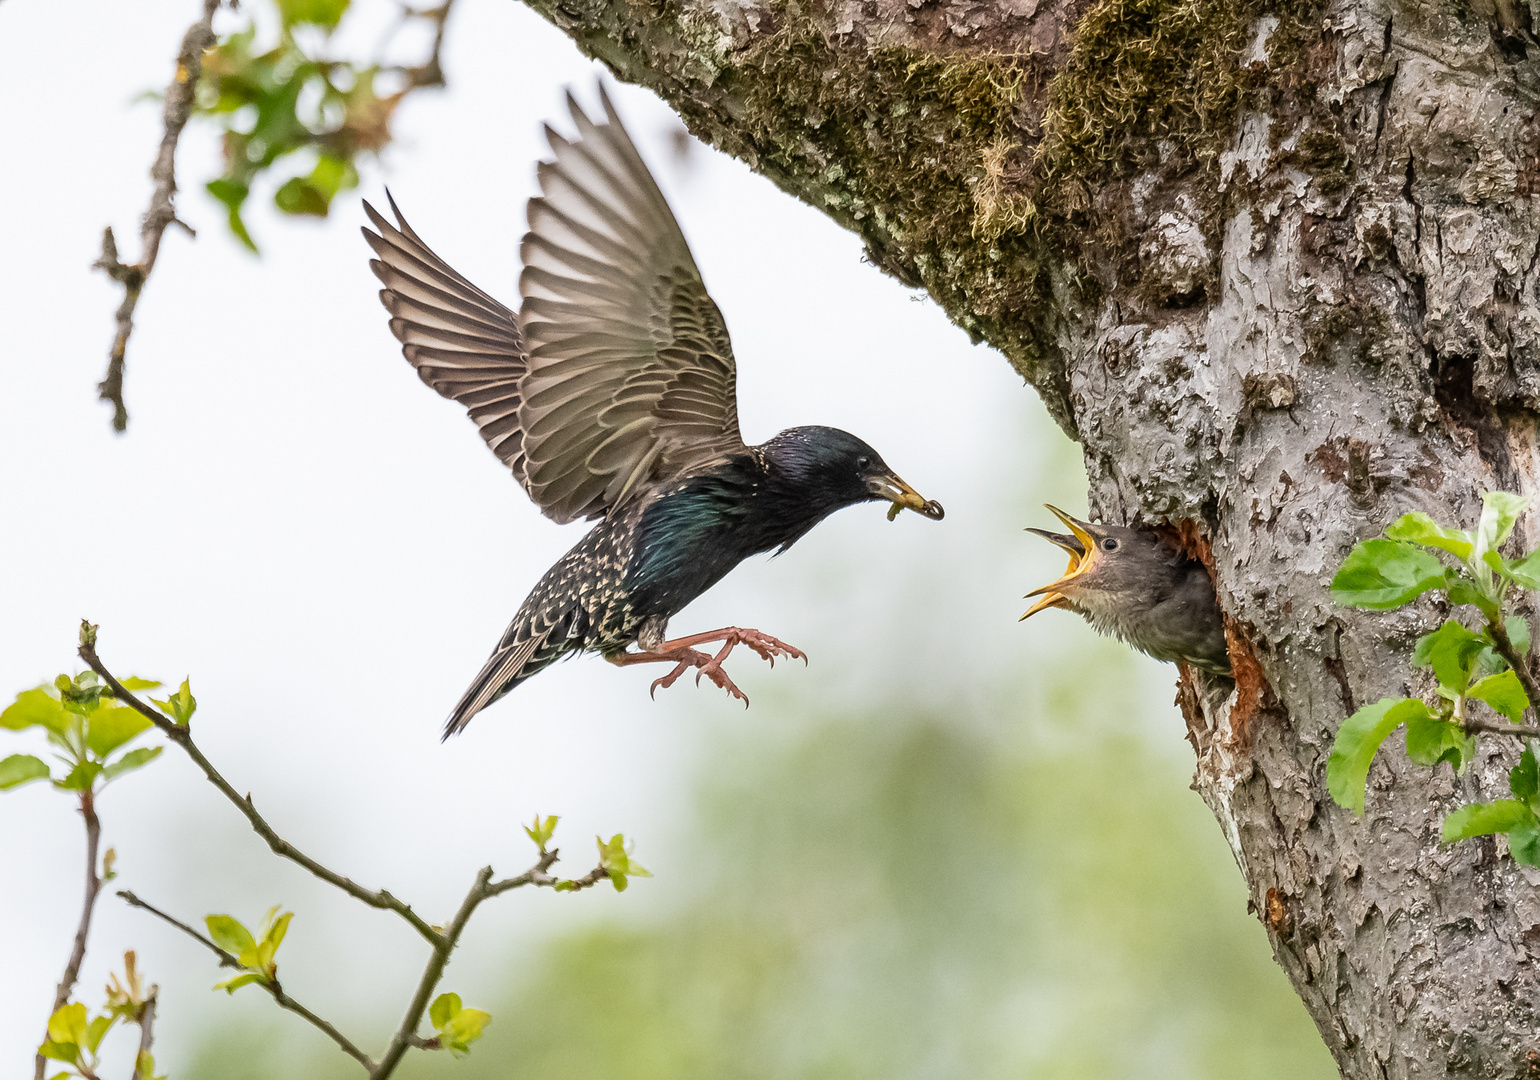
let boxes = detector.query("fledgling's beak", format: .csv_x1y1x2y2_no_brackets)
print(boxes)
867,471,945,521
1021,505,1099,620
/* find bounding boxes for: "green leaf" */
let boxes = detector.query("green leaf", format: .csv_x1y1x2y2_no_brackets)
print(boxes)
56,760,103,791
1510,823,1540,866
276,0,350,28
212,972,265,994
2,687,68,735
207,178,258,252
1476,491,1531,562
1327,698,1418,814
1468,670,1530,724
1507,615,1533,659
46,1002,87,1047
1505,548,1540,588
430,991,461,1030
1404,711,1472,770
440,1006,491,1056
525,814,559,850
1385,512,1474,559
1446,574,1493,614
596,833,652,892
1330,540,1448,610
85,704,152,757
205,915,257,958
1512,746,1538,803
37,1038,78,1064
83,1014,113,1054
1412,621,1487,693
0,753,51,790
117,677,163,691
1441,799,1536,842
102,746,163,783
274,155,357,217
150,679,196,725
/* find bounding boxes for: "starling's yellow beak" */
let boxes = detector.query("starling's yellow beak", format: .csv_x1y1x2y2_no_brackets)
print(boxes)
1021,505,1099,620
867,471,945,521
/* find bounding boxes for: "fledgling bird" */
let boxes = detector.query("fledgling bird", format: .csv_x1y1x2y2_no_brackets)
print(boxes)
362,88,944,737
1021,505,1231,677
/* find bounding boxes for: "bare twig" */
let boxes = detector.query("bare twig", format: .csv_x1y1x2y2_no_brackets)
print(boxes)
129,990,158,1080
94,0,220,431
78,632,441,947
119,890,376,1072
34,792,103,1080
390,1,457,88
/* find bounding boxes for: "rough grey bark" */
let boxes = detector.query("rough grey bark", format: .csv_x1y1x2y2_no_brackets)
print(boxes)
512,0,1540,1072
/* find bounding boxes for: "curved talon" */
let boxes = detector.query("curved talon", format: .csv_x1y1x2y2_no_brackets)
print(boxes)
616,626,803,706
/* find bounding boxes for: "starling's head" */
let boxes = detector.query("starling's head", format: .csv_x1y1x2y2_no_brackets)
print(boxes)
1021,504,1157,620
763,426,943,521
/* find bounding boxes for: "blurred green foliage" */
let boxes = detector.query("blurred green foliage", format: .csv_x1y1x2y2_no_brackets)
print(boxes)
185,683,1333,1079
195,0,447,250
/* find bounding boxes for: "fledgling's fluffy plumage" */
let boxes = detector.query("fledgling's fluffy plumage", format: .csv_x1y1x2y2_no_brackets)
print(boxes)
362,88,942,737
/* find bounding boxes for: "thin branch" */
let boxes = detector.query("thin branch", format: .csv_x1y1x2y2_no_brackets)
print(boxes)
34,792,103,1080
394,1,457,88
373,849,560,1077
1461,717,1540,739
94,0,220,431
129,990,158,1080
78,632,441,948
1487,615,1540,721
119,890,376,1072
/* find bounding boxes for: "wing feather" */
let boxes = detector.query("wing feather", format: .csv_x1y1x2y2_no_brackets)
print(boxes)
363,194,533,484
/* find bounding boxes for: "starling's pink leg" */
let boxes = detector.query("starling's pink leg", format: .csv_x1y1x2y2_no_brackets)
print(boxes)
608,627,807,704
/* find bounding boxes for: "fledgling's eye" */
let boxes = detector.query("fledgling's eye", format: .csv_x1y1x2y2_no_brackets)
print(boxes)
1102,538,1120,551
856,455,871,471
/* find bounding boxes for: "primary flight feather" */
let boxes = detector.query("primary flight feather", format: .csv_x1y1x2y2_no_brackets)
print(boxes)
363,88,943,737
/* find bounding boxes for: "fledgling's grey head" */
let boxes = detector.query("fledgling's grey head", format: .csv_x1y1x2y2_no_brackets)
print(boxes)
1021,504,1170,622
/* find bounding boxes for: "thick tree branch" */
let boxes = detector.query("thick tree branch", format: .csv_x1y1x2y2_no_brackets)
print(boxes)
34,791,103,1080
93,0,220,432
78,629,441,947
118,890,376,1071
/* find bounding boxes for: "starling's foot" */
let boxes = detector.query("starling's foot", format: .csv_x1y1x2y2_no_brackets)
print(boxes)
609,626,805,705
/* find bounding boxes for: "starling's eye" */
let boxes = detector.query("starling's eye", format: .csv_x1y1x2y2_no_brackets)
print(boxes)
855,455,871,471
1102,538,1120,552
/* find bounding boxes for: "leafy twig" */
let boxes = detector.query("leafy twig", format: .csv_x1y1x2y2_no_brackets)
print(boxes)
1486,615,1540,720
129,990,157,1080
119,890,376,1071
373,851,561,1075
93,0,221,431
78,631,441,947
34,791,103,1080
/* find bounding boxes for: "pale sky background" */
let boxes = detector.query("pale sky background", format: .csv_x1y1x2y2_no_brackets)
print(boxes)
0,0,1247,1073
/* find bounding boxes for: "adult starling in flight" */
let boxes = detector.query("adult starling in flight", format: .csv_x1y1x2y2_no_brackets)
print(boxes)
1021,505,1231,677
362,89,944,737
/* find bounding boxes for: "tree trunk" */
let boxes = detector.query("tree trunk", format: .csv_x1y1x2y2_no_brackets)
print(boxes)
515,0,1540,1070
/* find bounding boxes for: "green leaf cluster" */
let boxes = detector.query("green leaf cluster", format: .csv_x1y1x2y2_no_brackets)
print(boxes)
525,813,559,852
207,906,294,992
595,833,653,893
1328,492,1540,866
1,672,168,796
1441,746,1540,866
38,1002,114,1078
429,992,492,1057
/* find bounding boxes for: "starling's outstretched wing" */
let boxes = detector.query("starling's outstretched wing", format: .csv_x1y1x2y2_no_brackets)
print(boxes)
362,195,533,484
517,87,745,524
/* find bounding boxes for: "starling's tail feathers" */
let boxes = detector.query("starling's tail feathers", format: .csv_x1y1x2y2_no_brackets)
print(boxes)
444,631,547,739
